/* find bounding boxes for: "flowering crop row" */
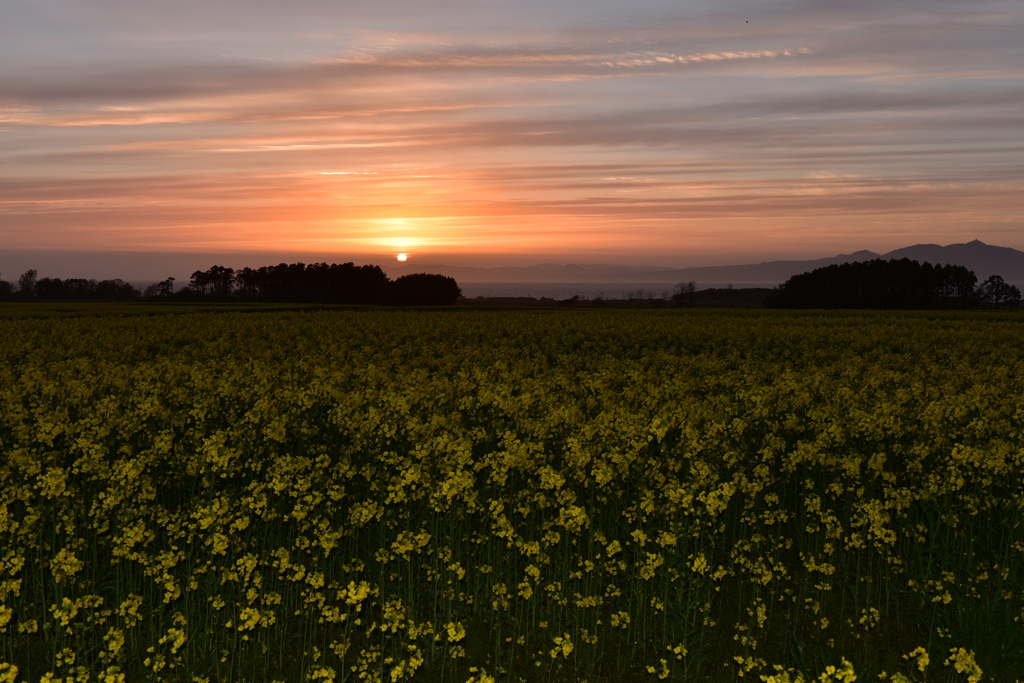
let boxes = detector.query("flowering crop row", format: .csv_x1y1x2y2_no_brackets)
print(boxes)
0,309,1022,682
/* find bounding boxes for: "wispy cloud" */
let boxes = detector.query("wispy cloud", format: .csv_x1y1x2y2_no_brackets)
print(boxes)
323,46,811,70
2,0,1023,263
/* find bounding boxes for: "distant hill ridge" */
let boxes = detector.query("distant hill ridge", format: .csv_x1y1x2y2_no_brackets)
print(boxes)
390,240,1024,285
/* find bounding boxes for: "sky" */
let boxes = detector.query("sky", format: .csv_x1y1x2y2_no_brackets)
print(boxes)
2,0,1023,279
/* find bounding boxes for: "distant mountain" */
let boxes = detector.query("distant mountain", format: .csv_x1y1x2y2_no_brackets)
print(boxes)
879,240,1024,282
389,240,1024,286
627,250,883,285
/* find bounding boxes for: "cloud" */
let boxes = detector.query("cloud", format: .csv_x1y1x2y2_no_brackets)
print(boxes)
321,46,811,70
2,0,1023,259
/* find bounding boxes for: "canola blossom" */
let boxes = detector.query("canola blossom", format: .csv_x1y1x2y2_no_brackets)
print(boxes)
1,308,1023,682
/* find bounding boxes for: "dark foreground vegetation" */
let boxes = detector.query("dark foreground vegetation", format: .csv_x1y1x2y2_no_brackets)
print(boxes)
2,309,1022,682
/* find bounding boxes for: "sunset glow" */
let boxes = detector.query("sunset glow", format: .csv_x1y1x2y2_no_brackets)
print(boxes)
2,0,1023,273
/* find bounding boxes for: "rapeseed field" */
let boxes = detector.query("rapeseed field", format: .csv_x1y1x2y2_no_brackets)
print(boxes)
1,309,1022,682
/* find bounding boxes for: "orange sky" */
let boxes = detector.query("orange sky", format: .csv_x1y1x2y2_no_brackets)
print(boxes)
2,0,1023,274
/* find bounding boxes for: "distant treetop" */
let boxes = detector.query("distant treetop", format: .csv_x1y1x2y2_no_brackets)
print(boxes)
764,258,1020,309
5,261,464,306
178,262,461,305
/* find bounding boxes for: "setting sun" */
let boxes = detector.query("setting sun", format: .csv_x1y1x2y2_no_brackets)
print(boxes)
397,253,408,262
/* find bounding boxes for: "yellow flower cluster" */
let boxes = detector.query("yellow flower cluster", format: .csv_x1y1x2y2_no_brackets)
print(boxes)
1,308,1022,681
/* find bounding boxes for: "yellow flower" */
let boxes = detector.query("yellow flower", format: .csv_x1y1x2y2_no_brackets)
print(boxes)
549,633,574,659
445,621,466,642
903,647,929,673
944,648,983,683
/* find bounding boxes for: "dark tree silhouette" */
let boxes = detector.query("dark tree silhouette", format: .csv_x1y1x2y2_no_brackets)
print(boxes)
95,279,141,301
671,280,698,307
35,277,84,300
188,266,235,300
184,261,408,304
978,275,1022,309
34,277,140,301
143,277,176,300
17,269,37,299
11,261,460,306
389,273,462,306
764,259,987,309
225,262,391,304
0,273,11,297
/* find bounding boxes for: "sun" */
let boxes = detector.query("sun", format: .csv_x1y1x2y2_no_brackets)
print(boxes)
397,253,408,262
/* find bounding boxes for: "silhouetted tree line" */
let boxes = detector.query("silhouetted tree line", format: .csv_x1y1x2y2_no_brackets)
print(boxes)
764,258,1021,309
0,269,141,301
35,277,141,301
669,283,772,308
2,263,462,306
165,262,462,306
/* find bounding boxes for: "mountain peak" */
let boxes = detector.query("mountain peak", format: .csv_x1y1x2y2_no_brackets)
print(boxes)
397,240,1024,286
877,240,1024,282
